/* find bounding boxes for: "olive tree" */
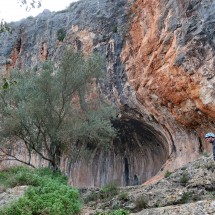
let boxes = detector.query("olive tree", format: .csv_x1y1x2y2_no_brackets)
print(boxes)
0,49,118,171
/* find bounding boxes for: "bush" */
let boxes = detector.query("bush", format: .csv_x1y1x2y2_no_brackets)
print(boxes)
118,192,129,201
0,166,68,189
95,209,129,215
180,172,189,186
84,191,99,203
135,196,148,210
164,170,172,178
0,167,82,215
112,26,118,33
180,192,191,204
2,183,81,215
205,162,215,171
108,209,129,215
57,28,66,41
0,166,39,189
202,152,209,157
100,182,119,199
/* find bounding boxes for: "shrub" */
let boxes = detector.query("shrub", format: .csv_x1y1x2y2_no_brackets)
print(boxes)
100,182,119,199
0,167,82,215
1,183,81,215
95,209,129,215
0,166,39,189
180,192,191,204
205,162,215,171
164,170,172,178
203,152,209,157
112,26,118,33
57,28,66,41
135,196,148,210
118,192,129,201
84,191,99,203
180,172,189,186
108,209,129,215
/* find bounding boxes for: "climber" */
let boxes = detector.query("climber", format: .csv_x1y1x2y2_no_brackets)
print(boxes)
205,132,215,160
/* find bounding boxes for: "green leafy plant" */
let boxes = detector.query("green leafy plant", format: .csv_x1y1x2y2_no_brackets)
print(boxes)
134,196,148,210
95,209,129,215
202,152,209,157
118,192,129,201
0,166,81,215
100,182,119,199
112,26,118,33
180,192,191,204
180,172,189,186
84,191,100,203
164,170,172,178
205,162,215,171
57,28,67,41
108,209,129,215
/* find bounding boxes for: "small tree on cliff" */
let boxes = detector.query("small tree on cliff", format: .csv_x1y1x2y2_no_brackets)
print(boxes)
0,49,118,171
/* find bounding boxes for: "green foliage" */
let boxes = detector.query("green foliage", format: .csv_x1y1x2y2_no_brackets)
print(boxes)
0,166,81,215
108,209,129,215
95,209,129,215
205,162,215,171
0,20,10,33
84,191,100,203
179,172,189,186
100,182,119,199
118,192,129,201
0,166,67,190
164,170,172,178
112,26,118,33
202,152,209,157
84,182,119,203
0,48,118,170
134,196,148,210
180,192,191,204
57,28,67,41
1,78,17,90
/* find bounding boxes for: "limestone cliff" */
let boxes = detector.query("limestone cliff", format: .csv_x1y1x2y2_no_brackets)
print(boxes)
0,0,215,187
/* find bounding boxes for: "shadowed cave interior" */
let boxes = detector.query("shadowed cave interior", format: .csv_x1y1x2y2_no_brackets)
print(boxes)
70,118,169,187
112,118,169,186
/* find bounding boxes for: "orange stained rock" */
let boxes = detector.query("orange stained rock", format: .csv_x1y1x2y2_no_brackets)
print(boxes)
121,0,213,127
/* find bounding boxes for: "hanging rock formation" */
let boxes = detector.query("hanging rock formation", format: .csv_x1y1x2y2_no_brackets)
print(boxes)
0,0,215,187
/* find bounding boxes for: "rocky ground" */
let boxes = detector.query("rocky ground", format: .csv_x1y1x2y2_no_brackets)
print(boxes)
0,186,27,208
81,154,215,214
0,155,215,214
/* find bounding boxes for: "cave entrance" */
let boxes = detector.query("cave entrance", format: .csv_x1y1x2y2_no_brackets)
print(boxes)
111,118,169,186
69,118,169,187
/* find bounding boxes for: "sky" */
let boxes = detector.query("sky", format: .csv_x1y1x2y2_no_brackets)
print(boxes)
0,0,78,22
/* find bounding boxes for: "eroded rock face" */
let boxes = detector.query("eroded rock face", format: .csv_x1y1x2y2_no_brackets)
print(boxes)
0,0,215,187
67,118,169,187
121,0,215,173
